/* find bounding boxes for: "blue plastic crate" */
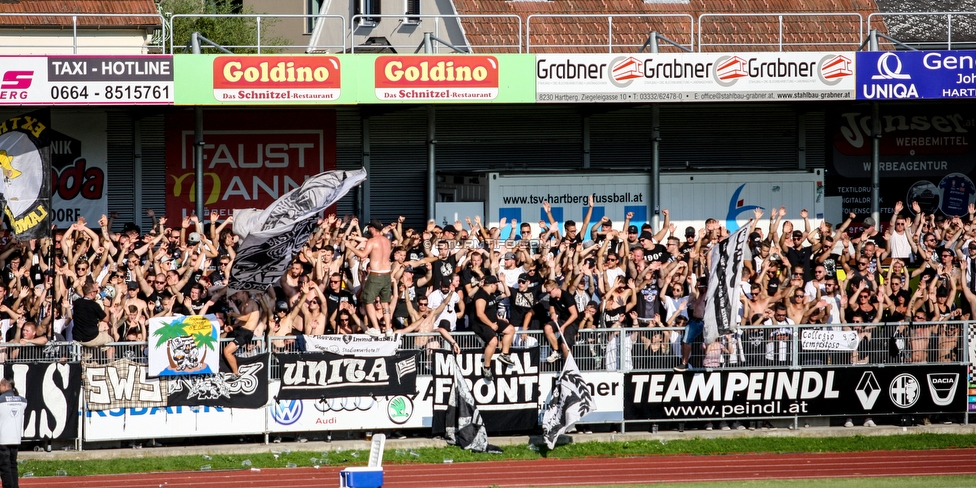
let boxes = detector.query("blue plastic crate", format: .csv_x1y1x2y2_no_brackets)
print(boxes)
339,467,384,488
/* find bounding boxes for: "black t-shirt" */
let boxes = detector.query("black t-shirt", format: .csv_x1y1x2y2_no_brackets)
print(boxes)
325,288,356,319
431,255,458,287
407,246,428,277
72,297,106,343
786,246,814,280
472,288,500,326
550,291,578,326
642,244,669,264
509,287,535,329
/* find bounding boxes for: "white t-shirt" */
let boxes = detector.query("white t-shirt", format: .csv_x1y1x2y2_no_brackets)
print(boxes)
426,289,460,331
888,231,912,259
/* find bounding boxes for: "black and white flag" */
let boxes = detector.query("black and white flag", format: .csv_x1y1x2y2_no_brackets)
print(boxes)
230,168,366,292
167,352,269,408
541,353,593,449
703,224,751,345
444,354,488,452
0,110,52,240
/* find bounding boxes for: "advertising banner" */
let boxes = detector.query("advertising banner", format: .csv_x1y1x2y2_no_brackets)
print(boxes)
431,348,540,434
536,52,854,103
800,329,858,351
275,350,420,400
624,365,967,420
374,55,499,101
83,404,265,442
268,377,431,432
539,371,623,423
174,54,351,105
163,109,336,220
0,55,173,105
3,362,80,441
827,105,976,226
167,352,269,409
148,315,220,376
84,359,168,411
857,51,976,100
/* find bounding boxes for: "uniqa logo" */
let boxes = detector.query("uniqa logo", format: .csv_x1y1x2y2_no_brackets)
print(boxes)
387,395,413,425
271,399,303,425
609,56,642,88
871,52,911,80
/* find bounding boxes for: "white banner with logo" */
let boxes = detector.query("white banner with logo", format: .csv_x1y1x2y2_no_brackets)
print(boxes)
301,334,399,356
539,371,623,423
268,378,431,432
536,52,855,102
83,405,266,441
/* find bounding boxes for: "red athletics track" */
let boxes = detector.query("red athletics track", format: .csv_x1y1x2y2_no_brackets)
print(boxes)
22,448,976,487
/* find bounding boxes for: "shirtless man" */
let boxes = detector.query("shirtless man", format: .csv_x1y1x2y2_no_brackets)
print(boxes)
279,261,306,303
346,219,394,337
299,282,328,335
674,276,708,372
223,290,261,377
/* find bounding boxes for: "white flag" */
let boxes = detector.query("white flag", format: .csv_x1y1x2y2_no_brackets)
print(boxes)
444,354,488,452
541,353,593,449
230,169,366,292
703,225,750,345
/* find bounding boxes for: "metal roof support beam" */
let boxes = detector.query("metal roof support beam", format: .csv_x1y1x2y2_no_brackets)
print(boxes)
415,32,470,54
640,31,692,53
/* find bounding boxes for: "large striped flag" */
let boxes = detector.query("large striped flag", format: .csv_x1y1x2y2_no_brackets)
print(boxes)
541,353,593,449
229,168,366,292
0,110,52,240
444,354,489,452
703,224,751,345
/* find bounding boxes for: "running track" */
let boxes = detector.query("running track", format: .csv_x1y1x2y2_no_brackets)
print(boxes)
22,449,976,487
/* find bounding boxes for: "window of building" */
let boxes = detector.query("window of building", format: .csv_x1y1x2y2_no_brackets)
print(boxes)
355,0,382,26
404,0,420,24
306,0,324,33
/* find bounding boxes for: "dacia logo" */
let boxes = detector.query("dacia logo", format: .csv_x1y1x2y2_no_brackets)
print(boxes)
270,399,303,425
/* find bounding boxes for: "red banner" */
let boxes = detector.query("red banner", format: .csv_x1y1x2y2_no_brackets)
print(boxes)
164,109,337,220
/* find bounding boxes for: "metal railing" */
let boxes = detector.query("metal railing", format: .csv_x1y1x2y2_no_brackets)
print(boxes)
868,11,976,50
0,341,80,363
698,13,865,52
0,13,165,54
349,14,522,53
168,14,347,54
526,14,695,53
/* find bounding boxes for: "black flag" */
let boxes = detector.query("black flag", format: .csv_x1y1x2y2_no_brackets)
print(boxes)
541,353,593,449
0,110,52,240
444,354,488,452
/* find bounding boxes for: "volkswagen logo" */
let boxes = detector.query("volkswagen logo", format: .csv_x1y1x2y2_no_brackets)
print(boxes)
271,399,303,425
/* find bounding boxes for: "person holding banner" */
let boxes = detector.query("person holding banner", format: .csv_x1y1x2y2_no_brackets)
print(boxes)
470,275,515,381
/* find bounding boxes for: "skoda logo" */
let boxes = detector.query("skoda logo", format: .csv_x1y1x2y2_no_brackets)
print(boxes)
314,396,375,412
271,399,303,425
388,396,414,425
889,373,920,409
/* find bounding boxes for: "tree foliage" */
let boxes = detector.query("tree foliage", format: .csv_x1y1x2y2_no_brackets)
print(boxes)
160,0,288,53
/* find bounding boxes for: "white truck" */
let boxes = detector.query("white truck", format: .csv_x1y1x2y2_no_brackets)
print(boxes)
435,170,825,239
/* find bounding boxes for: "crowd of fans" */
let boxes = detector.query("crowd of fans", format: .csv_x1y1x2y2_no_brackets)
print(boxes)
0,197,967,381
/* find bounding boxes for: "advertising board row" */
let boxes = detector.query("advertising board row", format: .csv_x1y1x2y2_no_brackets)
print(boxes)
3,51,976,105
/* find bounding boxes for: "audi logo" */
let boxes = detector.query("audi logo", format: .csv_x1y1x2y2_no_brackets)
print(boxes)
313,396,376,412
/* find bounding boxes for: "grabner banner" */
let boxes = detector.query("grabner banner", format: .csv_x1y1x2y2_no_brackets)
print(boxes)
300,334,399,356
536,53,854,103
624,365,967,420
3,363,81,441
275,350,419,400
430,348,540,434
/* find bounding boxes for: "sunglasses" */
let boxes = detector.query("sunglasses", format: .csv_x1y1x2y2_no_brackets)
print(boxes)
418,302,428,306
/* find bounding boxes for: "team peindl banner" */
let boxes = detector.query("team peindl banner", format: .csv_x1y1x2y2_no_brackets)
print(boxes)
0,55,173,105
431,348,541,434
275,350,420,400
624,365,967,420
535,52,855,103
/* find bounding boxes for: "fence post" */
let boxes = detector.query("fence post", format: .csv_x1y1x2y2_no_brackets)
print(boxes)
791,324,799,368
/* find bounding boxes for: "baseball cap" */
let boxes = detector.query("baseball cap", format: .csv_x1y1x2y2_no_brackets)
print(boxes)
518,272,530,282
863,217,876,228
402,266,415,274
442,225,457,234
685,226,696,237
627,225,638,234
122,222,140,235
126,281,139,290
792,230,804,239
639,231,654,241
503,252,517,260
482,275,500,285
275,301,290,312
187,232,201,244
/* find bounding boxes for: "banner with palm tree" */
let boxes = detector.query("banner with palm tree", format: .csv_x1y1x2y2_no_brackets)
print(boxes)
148,315,220,376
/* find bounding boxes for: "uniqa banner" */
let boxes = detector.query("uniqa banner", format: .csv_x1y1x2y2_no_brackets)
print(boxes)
167,352,268,409
624,365,967,420
3,362,81,441
0,109,52,239
275,350,419,400
84,359,168,411
148,315,220,376
430,348,540,434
